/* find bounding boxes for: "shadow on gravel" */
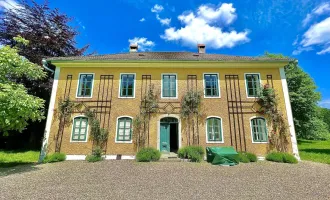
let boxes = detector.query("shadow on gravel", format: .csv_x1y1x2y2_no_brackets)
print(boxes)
0,163,40,176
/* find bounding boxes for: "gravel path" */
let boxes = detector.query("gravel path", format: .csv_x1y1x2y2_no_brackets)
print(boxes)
1,160,330,200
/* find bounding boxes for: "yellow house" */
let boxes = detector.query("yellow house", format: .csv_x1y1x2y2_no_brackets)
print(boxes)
39,45,299,161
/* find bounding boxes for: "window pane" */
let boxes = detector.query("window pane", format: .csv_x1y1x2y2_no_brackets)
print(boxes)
207,118,222,141
117,118,132,141
246,74,260,97
72,117,88,141
163,75,176,97
251,118,267,142
204,74,219,97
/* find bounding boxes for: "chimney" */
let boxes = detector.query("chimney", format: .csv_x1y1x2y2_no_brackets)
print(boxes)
197,44,206,54
129,44,138,53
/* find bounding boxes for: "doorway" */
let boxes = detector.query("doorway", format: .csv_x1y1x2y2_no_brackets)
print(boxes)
160,117,179,153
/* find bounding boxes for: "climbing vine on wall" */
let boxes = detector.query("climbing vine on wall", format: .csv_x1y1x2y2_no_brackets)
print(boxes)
133,85,158,150
257,84,289,152
180,90,203,145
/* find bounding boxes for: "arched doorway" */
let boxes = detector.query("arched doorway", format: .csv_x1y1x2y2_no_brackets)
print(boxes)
160,117,179,153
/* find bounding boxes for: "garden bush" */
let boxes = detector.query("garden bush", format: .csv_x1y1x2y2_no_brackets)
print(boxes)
245,152,257,162
86,155,103,162
43,153,66,163
238,152,257,163
136,147,161,162
266,152,298,164
178,146,204,162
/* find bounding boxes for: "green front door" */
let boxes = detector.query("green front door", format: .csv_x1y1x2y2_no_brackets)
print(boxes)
160,123,170,152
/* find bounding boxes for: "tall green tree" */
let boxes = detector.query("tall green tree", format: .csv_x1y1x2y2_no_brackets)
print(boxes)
264,52,329,139
0,36,46,135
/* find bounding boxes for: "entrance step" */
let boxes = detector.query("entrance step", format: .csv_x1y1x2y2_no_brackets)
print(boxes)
160,152,181,162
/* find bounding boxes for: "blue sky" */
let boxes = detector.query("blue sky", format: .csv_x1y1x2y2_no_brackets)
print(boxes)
1,0,330,108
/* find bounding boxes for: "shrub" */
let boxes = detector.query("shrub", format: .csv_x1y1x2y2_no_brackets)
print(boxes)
238,152,250,163
86,155,103,162
266,152,298,164
136,147,161,162
245,152,257,162
178,146,204,162
44,153,66,163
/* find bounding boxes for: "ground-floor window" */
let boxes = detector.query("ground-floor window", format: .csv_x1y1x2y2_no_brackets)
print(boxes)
116,117,132,142
251,117,268,142
206,117,223,142
71,117,88,142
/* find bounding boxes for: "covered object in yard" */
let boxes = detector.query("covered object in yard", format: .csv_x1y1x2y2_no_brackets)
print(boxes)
206,147,240,166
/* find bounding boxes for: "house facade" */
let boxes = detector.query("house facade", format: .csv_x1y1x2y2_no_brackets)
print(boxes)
39,45,299,161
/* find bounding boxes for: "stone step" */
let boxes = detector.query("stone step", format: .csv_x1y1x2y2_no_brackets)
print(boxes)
159,158,181,162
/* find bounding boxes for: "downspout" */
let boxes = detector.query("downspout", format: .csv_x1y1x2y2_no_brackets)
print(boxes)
42,58,54,73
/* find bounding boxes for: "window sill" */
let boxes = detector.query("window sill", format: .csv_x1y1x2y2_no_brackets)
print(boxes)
252,141,268,144
206,141,224,144
76,96,93,99
115,141,133,144
118,96,135,99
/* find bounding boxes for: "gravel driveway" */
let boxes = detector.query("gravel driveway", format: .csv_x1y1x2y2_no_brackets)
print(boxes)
1,160,330,200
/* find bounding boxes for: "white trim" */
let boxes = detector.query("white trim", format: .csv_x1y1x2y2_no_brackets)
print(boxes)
280,68,300,160
75,73,95,98
157,114,182,151
115,116,133,143
161,73,178,99
118,73,136,99
250,116,269,144
70,115,89,143
66,155,86,160
257,156,265,161
244,73,261,98
205,116,224,143
203,73,221,98
39,67,61,163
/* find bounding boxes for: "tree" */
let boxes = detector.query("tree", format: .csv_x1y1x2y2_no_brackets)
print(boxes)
0,0,88,148
0,36,46,135
264,52,329,139
318,107,330,133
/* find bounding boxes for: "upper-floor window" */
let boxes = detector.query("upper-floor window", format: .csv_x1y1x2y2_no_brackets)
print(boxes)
116,117,133,142
245,73,261,97
120,74,135,98
251,117,268,143
206,117,223,143
204,74,220,97
71,117,88,142
77,74,94,98
162,74,177,98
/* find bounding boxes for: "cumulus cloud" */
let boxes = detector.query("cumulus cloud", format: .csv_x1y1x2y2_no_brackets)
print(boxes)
151,4,163,13
302,2,330,26
139,18,145,22
0,0,21,10
160,3,250,49
128,37,155,51
301,17,330,47
156,14,171,26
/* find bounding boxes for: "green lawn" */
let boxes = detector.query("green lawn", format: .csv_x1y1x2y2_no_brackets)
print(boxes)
0,150,39,167
298,139,330,164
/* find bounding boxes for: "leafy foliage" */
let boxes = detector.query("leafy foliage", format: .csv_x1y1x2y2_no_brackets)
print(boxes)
43,152,66,163
266,152,298,164
136,147,161,162
238,152,257,163
178,146,204,162
86,155,103,162
318,107,330,133
0,36,46,135
181,90,203,145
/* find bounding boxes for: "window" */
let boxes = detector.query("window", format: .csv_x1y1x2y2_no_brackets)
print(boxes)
206,117,223,142
120,74,135,98
162,74,177,98
204,74,219,97
77,74,94,97
245,74,261,97
251,118,268,143
116,117,132,142
71,117,88,142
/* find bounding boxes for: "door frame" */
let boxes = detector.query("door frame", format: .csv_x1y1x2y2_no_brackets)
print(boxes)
157,114,181,151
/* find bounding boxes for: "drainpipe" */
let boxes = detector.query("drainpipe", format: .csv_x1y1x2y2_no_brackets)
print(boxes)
42,58,54,73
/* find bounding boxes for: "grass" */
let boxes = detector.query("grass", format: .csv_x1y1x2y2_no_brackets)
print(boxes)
0,150,39,168
298,139,330,164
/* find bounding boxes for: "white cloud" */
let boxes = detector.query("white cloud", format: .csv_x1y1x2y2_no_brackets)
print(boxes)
302,2,330,26
139,18,145,22
0,0,21,10
160,3,250,49
292,46,313,55
156,14,171,26
319,99,330,109
317,46,330,55
301,17,330,47
128,37,155,51
151,4,163,13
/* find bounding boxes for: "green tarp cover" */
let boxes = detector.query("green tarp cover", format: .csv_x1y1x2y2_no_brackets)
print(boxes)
206,147,239,166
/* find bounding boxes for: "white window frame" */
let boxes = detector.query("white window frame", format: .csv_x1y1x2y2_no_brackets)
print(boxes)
161,73,178,99
118,73,136,99
76,73,95,98
250,116,268,144
244,73,261,98
70,115,89,143
203,73,221,98
205,116,224,144
115,116,133,143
